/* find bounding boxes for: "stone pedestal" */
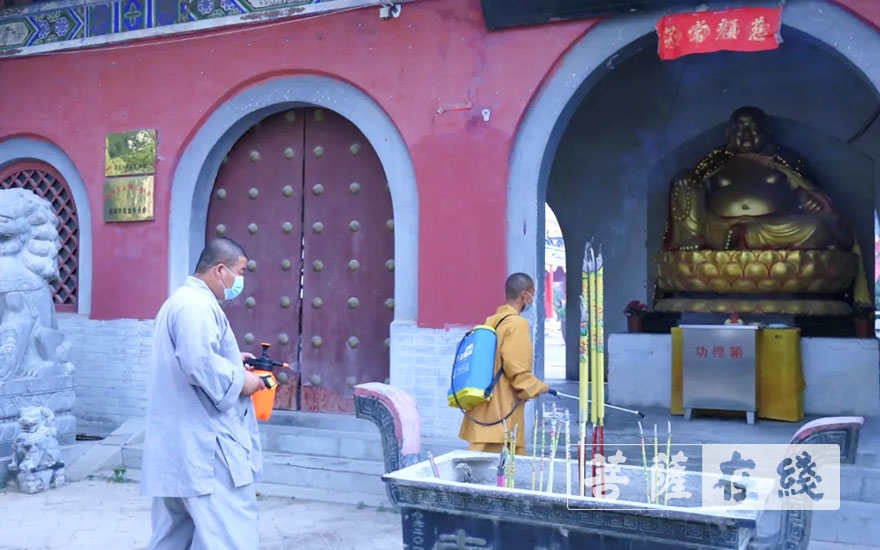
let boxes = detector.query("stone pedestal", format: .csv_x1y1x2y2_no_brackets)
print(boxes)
0,188,78,490
0,376,76,457
607,333,880,416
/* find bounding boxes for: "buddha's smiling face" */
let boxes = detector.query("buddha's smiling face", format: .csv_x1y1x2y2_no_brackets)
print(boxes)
726,109,769,154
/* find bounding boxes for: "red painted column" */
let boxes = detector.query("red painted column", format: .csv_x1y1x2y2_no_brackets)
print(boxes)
545,269,554,319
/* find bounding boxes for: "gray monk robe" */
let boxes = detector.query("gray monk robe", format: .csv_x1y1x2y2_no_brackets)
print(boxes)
141,276,263,550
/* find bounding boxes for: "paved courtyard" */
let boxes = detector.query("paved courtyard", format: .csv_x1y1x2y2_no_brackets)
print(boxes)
1,474,877,549
0,478,401,550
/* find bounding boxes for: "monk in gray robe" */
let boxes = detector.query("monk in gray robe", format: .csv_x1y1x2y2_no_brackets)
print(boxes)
141,237,266,549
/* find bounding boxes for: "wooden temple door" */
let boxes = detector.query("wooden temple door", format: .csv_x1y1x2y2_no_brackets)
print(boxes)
206,108,393,414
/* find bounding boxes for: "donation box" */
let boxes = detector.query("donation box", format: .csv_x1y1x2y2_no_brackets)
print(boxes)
680,324,758,424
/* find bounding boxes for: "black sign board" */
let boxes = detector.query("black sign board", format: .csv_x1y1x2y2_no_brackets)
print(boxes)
480,0,721,30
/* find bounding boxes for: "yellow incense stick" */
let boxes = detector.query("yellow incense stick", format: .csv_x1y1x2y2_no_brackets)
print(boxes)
589,247,599,425
664,421,672,505
597,251,605,426
565,410,571,498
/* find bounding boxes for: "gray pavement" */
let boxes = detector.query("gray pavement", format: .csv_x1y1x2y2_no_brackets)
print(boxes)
0,477,401,550
0,474,876,549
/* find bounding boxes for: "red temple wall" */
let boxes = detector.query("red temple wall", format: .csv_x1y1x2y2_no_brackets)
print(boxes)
0,0,878,325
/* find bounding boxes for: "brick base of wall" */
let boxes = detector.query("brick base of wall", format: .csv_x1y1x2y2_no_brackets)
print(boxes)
57,314,155,436
56,316,476,441
389,320,467,440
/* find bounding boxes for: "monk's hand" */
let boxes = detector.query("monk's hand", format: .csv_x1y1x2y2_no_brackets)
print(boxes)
241,370,264,397
241,352,256,370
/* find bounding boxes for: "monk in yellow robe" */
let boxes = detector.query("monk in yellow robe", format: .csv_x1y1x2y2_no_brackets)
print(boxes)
458,273,549,456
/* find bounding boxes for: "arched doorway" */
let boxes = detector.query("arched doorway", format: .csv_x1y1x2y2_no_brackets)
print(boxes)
509,0,880,405
204,108,394,413
168,75,418,414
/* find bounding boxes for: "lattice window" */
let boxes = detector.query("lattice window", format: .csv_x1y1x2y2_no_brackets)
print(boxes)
0,162,79,312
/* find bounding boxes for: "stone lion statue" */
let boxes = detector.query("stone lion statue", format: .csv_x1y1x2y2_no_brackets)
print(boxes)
0,188,74,381
7,405,66,494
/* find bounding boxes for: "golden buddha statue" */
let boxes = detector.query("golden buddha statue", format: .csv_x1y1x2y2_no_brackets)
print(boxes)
655,107,869,315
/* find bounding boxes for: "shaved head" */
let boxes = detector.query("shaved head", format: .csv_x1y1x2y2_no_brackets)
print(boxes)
505,273,534,300
195,237,247,274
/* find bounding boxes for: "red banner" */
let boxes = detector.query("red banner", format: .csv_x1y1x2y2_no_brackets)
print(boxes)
656,6,783,61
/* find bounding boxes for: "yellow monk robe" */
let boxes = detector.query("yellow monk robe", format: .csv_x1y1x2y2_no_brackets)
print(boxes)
459,304,549,455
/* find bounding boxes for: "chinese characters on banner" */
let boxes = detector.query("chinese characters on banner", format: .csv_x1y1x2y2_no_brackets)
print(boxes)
656,7,783,61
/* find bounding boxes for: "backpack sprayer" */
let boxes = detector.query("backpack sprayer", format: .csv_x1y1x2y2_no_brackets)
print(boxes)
447,315,645,427
244,342,295,421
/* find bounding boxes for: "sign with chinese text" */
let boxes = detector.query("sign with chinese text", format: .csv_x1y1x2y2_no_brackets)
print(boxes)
656,6,783,61
104,175,155,223
681,325,757,420
104,129,157,223
565,442,840,511
701,444,841,510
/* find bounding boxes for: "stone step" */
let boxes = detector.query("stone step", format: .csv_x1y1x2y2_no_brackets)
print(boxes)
841,464,880,505
857,448,880,469
260,424,384,460
121,444,388,498
121,443,143,470
259,423,464,461
809,543,880,550
260,452,386,496
112,468,393,509
810,500,880,547
262,410,376,432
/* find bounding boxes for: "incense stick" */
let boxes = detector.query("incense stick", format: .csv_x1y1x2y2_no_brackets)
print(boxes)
539,404,547,492
565,409,571,498
599,423,605,499
591,423,597,495
664,421,672,505
638,421,649,504
653,423,659,504
427,451,441,478
547,416,559,493
579,419,587,497
508,424,518,488
496,448,506,487
531,409,538,491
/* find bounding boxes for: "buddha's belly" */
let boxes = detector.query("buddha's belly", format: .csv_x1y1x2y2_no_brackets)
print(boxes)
708,184,794,218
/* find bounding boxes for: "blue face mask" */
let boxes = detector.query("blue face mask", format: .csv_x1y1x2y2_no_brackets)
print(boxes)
219,266,244,301
522,291,535,313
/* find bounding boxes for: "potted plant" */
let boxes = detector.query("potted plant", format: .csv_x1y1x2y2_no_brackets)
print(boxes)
853,302,875,338
623,300,648,333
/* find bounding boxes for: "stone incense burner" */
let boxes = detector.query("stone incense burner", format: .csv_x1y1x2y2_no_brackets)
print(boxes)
354,383,863,550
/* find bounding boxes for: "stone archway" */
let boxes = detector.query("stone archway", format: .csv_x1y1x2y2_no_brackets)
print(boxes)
0,137,94,316
507,0,880,378
168,74,418,323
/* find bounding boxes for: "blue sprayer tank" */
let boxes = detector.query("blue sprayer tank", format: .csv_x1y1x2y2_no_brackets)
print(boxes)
447,324,499,410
